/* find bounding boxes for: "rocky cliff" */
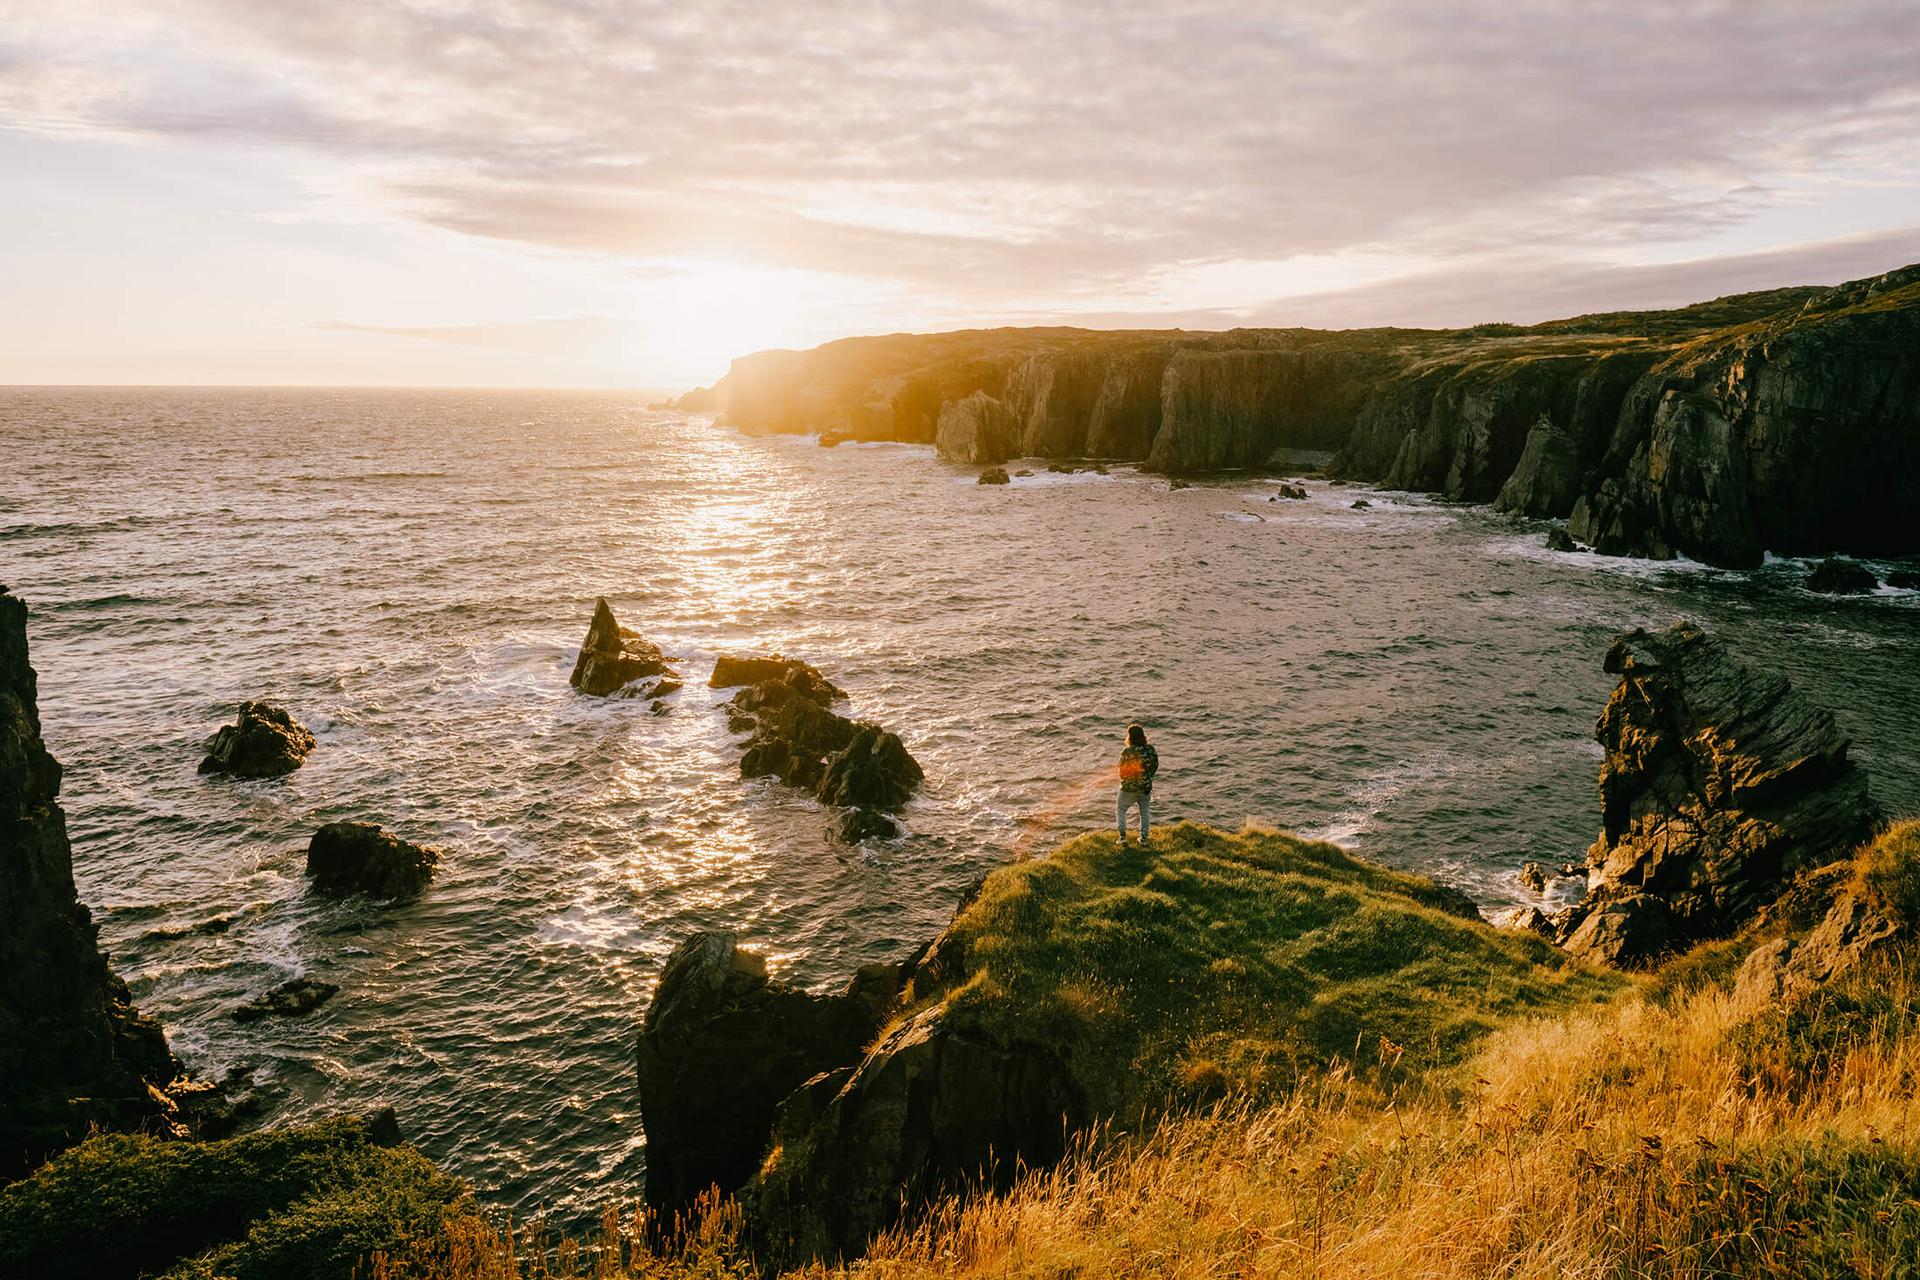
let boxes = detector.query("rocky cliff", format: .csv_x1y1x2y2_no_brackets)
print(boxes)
0,587,208,1178
698,264,1920,564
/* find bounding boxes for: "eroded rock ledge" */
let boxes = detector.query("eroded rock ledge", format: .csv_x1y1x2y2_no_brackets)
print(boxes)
698,263,1920,566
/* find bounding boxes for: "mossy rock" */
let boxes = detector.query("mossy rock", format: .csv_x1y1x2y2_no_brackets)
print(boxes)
0,1113,471,1280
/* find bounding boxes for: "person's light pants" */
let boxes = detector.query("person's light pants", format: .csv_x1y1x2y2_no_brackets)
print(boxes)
1117,789,1150,841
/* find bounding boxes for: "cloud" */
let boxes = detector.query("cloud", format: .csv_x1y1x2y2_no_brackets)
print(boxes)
314,315,627,352
5,0,1919,313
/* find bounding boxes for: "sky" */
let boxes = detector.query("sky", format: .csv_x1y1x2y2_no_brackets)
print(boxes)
3,1,1919,389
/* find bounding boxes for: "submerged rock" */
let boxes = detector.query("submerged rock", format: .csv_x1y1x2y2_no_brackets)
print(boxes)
306,821,439,898
230,977,338,1023
2,587,211,1176
569,597,677,697
198,701,314,778
1275,483,1308,500
1559,623,1877,967
835,807,901,843
1350,499,1371,510
977,466,1010,485
634,932,904,1220
1807,557,1878,594
1546,527,1579,553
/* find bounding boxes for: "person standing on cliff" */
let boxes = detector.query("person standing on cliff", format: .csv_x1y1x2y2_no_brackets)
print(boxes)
1117,724,1158,844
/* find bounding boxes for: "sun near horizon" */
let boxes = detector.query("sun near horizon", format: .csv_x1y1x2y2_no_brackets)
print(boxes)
4,2,1920,390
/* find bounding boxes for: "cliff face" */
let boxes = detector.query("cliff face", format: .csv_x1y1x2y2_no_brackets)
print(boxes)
1,587,188,1177
701,264,1919,563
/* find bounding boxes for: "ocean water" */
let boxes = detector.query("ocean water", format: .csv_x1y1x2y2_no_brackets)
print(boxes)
5,386,1917,1219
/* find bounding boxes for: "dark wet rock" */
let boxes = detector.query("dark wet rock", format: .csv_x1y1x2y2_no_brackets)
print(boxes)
1275,483,1308,500
198,701,314,778
2,587,214,1176
1089,463,1110,475
977,466,1010,485
1807,557,1878,594
230,977,338,1023
710,653,845,701
570,597,677,697
306,821,439,898
934,392,1019,464
1557,623,1877,967
817,726,925,810
1493,417,1582,517
1013,469,1034,477
835,807,901,843
1889,569,1920,589
1350,499,1371,510
635,932,904,1220
1520,861,1548,893
1546,527,1579,553
1045,462,1076,474
1167,478,1191,490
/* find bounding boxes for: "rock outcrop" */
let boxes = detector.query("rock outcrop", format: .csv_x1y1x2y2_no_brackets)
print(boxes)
569,598,679,697
198,701,314,778
714,655,924,828
1807,557,1878,594
634,932,904,1221
1,587,205,1177
1558,623,1878,967
305,821,440,898
934,392,1019,464
1494,417,1583,517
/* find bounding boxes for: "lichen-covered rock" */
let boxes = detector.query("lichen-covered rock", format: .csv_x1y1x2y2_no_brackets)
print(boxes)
306,822,439,898
569,598,676,697
1558,623,1877,967
230,977,338,1022
934,391,1019,464
1494,417,1582,517
199,701,314,778
1807,557,1878,594
634,932,903,1220
1,587,209,1176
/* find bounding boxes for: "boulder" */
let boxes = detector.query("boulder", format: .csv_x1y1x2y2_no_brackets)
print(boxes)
198,701,314,778
1546,527,1579,553
816,726,924,810
634,933,903,1221
1557,623,1877,966
1275,483,1308,500
1807,557,1878,594
977,466,1010,485
306,821,439,898
1493,417,1582,517
569,598,677,696
1889,569,1920,589
710,654,845,702
2,588,212,1175
934,392,1020,464
230,977,338,1022
835,807,901,843
1350,499,1371,510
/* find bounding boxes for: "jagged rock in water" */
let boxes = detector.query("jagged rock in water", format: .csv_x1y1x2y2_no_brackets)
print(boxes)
1494,417,1582,517
817,726,924,810
835,807,901,843
977,466,1010,485
306,821,439,898
1546,527,1579,552
569,598,676,696
1559,623,1878,967
1807,557,1878,594
1,587,211,1176
1350,499,1371,510
1889,569,1920,589
934,391,1019,464
710,653,845,699
198,701,314,778
634,932,904,1220
230,977,338,1022
1275,483,1308,500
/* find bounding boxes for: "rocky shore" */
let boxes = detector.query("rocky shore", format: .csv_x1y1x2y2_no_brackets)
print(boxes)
687,263,1920,566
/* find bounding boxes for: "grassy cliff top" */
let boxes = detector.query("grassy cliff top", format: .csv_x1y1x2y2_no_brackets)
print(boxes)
914,822,1622,1114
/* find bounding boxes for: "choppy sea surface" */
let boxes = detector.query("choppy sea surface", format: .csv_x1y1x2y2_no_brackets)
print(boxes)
4,386,1917,1218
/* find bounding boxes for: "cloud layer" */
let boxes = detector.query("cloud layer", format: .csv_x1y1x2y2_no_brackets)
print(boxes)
5,0,1919,331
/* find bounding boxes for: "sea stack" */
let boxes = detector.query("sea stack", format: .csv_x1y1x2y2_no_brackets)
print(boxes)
199,700,314,778
1559,623,1878,967
0,587,203,1175
569,597,680,697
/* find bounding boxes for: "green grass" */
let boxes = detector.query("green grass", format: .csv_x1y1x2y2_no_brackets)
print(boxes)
910,821,1622,1114
0,1114,471,1280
